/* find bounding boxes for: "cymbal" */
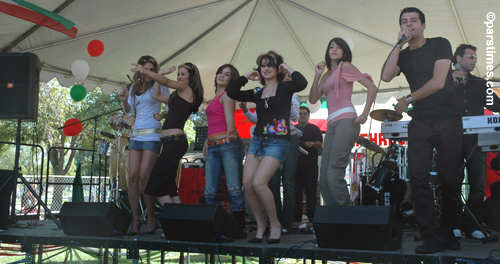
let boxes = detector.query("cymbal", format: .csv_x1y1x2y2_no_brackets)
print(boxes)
369,109,403,122
355,136,385,153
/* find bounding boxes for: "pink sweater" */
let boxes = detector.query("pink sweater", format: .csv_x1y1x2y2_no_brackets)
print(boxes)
322,61,373,124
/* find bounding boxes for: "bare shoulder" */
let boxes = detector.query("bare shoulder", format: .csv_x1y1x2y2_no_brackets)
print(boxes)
341,61,361,72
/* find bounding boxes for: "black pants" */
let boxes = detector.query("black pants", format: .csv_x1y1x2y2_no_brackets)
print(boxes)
408,117,463,238
145,139,188,197
294,156,319,222
460,134,487,232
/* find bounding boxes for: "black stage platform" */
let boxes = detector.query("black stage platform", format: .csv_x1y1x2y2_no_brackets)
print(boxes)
0,221,499,263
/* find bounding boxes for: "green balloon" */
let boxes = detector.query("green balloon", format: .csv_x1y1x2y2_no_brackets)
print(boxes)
70,85,87,102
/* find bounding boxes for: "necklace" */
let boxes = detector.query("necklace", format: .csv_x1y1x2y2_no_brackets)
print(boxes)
263,84,278,109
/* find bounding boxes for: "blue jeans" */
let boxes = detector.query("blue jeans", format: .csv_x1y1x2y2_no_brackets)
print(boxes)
204,138,245,212
269,134,299,227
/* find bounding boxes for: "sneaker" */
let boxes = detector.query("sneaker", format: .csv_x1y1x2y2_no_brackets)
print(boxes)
466,230,486,240
444,231,461,250
415,236,446,254
453,229,461,238
298,223,307,230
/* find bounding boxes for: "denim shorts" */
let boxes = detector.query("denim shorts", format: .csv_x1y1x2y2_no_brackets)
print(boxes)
129,140,161,153
247,136,290,162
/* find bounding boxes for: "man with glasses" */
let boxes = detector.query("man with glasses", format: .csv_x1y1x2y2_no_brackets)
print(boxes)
294,106,323,224
452,44,500,240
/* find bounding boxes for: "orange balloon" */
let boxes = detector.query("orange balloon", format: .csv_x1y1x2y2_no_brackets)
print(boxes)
63,118,82,136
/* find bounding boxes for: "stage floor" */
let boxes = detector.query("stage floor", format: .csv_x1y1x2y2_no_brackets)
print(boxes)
0,221,499,263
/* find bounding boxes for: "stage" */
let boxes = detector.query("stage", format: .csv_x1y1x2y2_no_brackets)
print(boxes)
0,221,499,264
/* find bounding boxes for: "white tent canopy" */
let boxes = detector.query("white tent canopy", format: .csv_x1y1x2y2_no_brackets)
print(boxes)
1,0,498,105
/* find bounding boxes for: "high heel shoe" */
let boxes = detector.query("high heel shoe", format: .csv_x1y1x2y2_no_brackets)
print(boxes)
248,226,269,243
126,222,141,236
267,227,281,244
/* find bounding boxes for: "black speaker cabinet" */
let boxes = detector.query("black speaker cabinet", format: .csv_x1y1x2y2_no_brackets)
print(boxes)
0,170,15,229
59,202,130,237
0,53,41,121
313,206,403,251
159,203,237,242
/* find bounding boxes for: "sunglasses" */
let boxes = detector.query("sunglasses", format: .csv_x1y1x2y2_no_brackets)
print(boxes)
465,54,478,60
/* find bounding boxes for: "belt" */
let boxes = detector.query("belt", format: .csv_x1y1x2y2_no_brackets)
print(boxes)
208,137,228,146
160,134,187,143
130,128,161,138
327,107,356,123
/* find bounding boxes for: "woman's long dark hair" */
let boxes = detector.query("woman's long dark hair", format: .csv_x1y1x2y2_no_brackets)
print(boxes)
324,38,352,70
176,62,204,114
131,55,159,99
255,51,284,85
214,64,240,93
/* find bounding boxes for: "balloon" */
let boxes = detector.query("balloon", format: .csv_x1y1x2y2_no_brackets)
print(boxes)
307,100,321,114
70,84,87,102
63,118,82,137
87,40,104,57
71,59,90,80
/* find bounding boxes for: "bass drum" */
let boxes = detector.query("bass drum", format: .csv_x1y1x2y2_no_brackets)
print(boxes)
109,134,129,191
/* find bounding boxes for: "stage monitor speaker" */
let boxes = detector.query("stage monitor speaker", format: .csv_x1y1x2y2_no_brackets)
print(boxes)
0,170,15,229
59,202,130,237
0,53,41,121
313,206,403,251
159,203,237,242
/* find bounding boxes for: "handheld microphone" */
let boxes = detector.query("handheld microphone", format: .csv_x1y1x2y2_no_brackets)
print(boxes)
397,31,413,45
454,64,465,84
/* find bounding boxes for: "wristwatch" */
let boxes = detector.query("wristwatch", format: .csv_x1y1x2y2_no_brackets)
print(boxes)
406,95,413,103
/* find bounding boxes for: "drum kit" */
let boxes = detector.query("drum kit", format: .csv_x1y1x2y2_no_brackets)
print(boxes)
98,112,135,207
356,108,440,225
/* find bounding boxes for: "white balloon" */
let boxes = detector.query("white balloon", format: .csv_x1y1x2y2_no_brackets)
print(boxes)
71,59,90,80
307,100,321,113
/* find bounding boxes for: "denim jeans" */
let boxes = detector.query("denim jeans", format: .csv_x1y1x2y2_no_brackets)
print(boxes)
269,134,299,227
204,138,245,212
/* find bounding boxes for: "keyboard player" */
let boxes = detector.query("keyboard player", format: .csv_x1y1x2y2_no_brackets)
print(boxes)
452,44,500,239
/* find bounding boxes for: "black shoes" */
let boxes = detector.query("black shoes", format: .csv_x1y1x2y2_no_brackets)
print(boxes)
415,236,446,254
444,231,461,250
248,226,269,243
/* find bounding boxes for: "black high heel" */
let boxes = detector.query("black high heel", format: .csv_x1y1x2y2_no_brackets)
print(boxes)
267,227,281,244
126,222,141,236
248,226,269,243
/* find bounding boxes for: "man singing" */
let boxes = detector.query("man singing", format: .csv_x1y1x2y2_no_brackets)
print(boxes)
381,7,463,253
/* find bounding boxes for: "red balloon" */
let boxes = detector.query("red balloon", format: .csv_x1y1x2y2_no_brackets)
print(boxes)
63,118,83,136
87,40,104,57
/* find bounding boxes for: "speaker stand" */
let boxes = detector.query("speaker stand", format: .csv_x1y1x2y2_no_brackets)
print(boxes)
0,119,62,229
459,142,498,242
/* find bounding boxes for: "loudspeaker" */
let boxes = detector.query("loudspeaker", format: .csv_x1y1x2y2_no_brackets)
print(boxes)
59,202,130,236
159,203,237,242
0,170,15,229
313,206,403,250
0,53,41,121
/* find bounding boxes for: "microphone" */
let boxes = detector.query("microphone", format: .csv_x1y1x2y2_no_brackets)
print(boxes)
397,31,413,45
101,131,116,139
90,128,116,139
454,64,465,84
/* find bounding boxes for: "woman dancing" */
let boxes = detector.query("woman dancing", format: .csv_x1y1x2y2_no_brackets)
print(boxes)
203,64,246,238
119,55,170,235
131,62,204,209
227,51,307,244
309,38,376,206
